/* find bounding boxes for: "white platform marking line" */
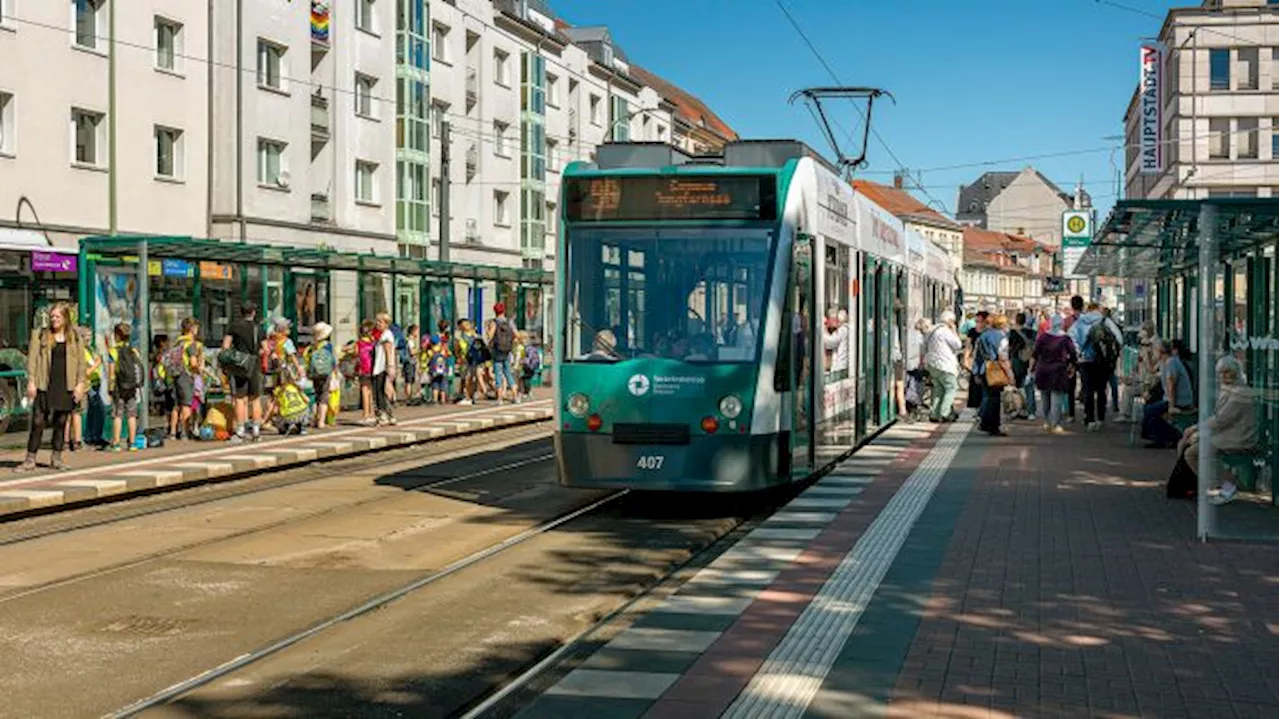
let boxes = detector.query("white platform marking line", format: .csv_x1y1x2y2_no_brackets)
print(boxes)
723,420,971,719
607,627,721,653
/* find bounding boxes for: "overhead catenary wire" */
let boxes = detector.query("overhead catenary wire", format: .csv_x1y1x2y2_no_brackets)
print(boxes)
772,0,951,214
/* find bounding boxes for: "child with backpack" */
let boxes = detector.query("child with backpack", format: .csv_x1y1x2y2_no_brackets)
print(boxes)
425,335,449,405
356,320,377,425
164,318,204,440
305,322,339,429
516,332,542,403
107,323,144,452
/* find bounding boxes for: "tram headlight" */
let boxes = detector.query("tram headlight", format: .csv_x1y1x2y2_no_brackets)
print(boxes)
567,393,590,418
718,395,743,419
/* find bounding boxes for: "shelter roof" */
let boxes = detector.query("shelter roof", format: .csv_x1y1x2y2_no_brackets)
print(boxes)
1075,198,1278,278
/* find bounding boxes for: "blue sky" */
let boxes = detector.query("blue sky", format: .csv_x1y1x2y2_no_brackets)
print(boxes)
552,0,1180,220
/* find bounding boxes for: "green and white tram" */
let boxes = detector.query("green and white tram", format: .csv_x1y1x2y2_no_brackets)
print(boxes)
553,140,955,492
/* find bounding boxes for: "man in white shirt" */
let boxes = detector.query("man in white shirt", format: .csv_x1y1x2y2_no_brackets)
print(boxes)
922,309,963,422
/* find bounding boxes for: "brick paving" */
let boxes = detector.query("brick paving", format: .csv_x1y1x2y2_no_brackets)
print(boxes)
888,420,1279,719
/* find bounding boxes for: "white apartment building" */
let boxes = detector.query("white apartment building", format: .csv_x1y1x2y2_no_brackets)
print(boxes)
423,0,674,270
1124,0,1280,200
209,0,397,253
0,0,209,245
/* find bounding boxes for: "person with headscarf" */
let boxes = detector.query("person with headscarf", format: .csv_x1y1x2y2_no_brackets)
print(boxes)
1031,314,1078,434
921,310,962,422
822,308,850,377
1172,356,1258,504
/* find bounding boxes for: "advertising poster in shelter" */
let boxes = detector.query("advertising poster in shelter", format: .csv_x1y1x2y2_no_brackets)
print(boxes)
95,266,138,348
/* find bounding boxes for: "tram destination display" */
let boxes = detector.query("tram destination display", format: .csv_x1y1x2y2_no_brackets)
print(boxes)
565,176,777,222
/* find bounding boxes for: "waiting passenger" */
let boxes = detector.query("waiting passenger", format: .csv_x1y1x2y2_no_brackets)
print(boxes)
921,310,963,423
1168,356,1258,504
1142,339,1195,448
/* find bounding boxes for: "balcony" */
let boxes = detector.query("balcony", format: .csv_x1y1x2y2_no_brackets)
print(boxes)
311,93,330,142
465,67,478,109
311,193,331,223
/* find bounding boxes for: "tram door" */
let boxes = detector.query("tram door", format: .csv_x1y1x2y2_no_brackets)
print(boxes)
788,233,815,478
870,264,887,426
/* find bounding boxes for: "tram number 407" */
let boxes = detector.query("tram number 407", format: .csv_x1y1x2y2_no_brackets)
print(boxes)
636,456,665,470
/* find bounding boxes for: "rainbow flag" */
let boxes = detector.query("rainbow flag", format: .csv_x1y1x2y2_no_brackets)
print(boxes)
311,0,331,42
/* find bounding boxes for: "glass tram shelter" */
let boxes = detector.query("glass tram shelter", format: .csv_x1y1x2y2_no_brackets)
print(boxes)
67,235,552,430
1076,198,1277,541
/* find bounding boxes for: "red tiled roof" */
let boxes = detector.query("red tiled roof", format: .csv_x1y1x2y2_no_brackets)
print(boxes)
627,64,737,141
963,226,1041,254
851,180,959,230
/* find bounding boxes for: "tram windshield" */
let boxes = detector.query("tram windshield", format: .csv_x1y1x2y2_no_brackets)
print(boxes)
564,227,774,363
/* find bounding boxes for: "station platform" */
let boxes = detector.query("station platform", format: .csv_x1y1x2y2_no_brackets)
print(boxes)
0,391,553,518
512,415,1279,719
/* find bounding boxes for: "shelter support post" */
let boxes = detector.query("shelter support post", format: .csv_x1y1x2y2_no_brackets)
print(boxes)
138,239,150,437
1195,203,1216,541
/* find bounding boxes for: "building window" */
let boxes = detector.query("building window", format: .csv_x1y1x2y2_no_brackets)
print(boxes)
0,92,12,155
546,201,556,235
73,0,104,50
588,94,601,125
155,17,182,72
257,40,287,91
431,22,449,63
1238,117,1259,159
1208,118,1230,159
355,160,377,203
546,138,558,172
494,49,510,87
494,190,509,225
1237,47,1259,91
356,0,376,34
609,96,630,142
71,108,104,166
1274,48,1279,91
355,73,377,118
154,126,183,179
431,100,449,137
257,138,287,186
546,73,559,107
1209,48,1230,91
494,120,509,157
1272,125,1278,159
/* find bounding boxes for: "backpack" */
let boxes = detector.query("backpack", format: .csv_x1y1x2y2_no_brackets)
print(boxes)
309,342,335,378
1088,319,1121,366
466,335,490,365
492,318,515,355
521,346,542,374
430,351,447,377
1011,329,1034,364
115,347,143,400
162,343,189,377
390,324,410,366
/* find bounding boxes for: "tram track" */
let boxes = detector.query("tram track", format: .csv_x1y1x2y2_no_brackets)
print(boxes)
0,435,557,607
0,422,552,547
107,490,631,719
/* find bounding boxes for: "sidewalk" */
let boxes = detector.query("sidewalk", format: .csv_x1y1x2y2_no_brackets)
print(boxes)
0,390,553,518
512,416,1279,719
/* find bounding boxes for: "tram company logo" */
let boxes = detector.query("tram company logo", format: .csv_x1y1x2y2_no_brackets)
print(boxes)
1066,215,1087,235
627,374,651,397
